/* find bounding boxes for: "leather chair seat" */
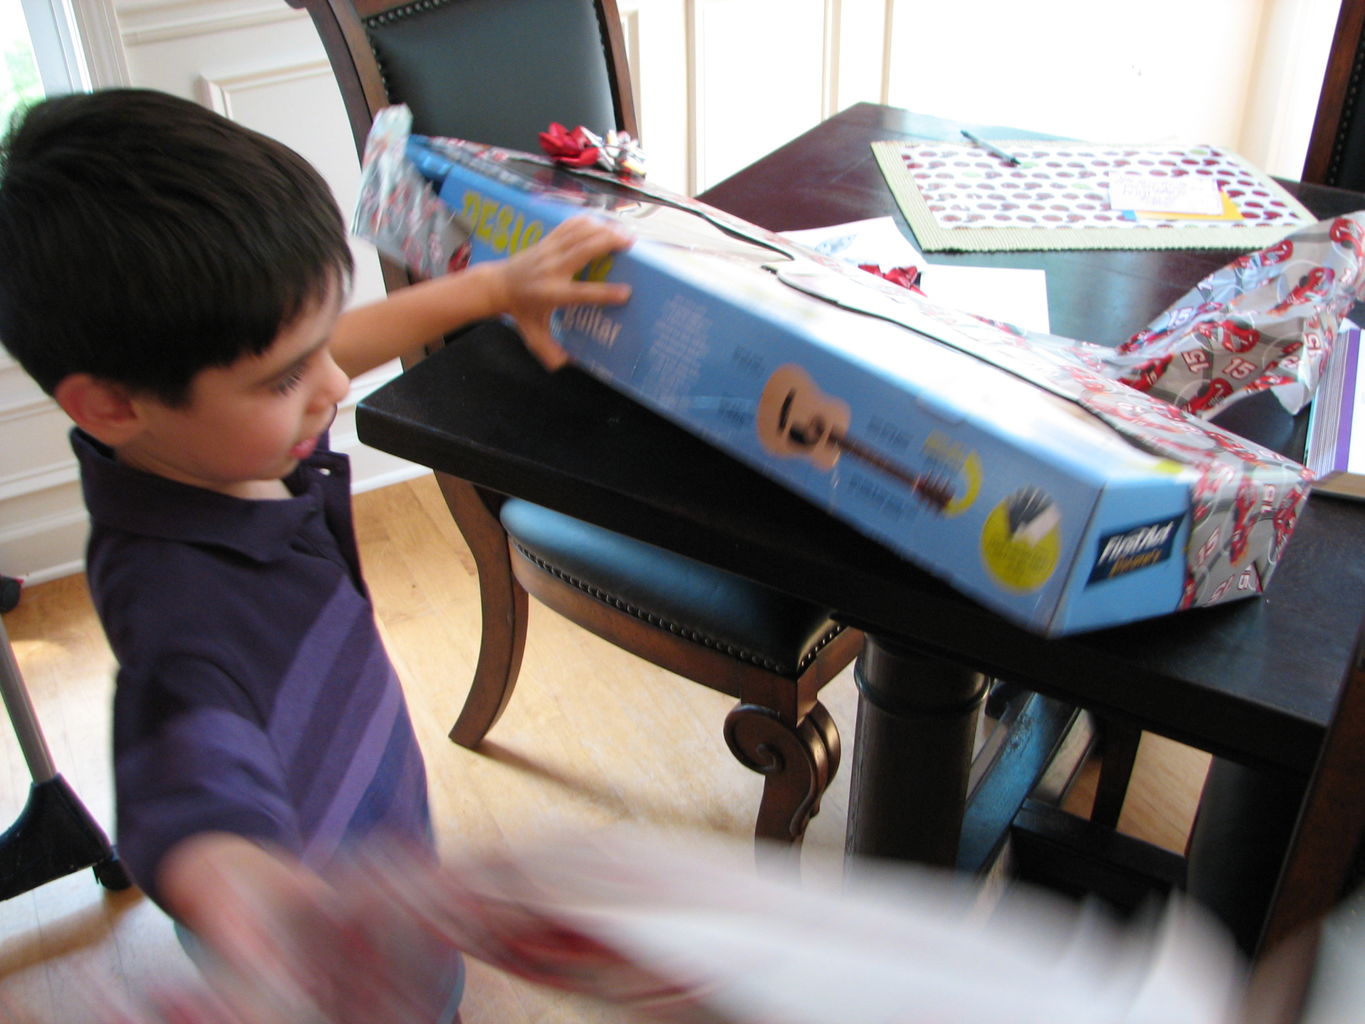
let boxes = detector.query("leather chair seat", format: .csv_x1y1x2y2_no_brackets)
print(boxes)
500,498,847,677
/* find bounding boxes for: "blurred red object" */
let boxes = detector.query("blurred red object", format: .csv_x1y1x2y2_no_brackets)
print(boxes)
857,262,922,293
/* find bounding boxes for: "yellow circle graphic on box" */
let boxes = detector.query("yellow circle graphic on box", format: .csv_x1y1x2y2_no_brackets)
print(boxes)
922,433,982,518
943,451,982,517
980,488,1061,593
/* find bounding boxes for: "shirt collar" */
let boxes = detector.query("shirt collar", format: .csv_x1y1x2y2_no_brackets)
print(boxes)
72,429,350,564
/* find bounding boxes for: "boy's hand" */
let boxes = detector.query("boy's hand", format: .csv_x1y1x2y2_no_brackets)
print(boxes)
496,215,633,370
156,835,455,1022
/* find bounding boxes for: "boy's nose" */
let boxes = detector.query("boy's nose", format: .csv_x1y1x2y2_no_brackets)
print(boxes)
315,355,350,408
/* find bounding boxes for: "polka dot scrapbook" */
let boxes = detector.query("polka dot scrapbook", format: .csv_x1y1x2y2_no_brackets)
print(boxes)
872,139,1317,252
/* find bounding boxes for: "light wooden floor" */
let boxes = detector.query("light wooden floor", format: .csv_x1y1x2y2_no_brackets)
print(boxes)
0,474,1212,1022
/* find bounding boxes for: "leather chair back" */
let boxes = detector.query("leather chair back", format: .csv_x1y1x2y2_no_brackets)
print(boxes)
294,0,636,159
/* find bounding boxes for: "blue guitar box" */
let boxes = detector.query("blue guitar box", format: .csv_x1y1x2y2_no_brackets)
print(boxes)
371,132,1311,636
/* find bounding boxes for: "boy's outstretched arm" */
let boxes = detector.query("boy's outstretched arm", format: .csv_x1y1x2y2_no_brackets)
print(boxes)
159,832,333,974
158,833,454,1020
330,214,632,378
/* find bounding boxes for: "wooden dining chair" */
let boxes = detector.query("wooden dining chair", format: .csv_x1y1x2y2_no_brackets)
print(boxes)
287,0,862,846
1302,0,1365,190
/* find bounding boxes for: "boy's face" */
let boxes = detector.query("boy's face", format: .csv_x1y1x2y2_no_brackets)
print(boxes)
117,285,350,500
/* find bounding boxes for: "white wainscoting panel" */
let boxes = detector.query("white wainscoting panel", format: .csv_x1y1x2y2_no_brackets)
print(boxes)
0,364,87,583
0,390,73,489
115,0,299,47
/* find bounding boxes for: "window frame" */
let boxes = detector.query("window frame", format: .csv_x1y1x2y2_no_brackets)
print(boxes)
18,0,126,94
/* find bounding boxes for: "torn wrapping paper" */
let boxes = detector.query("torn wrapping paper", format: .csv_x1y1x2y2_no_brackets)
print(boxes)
1045,216,1365,418
350,106,472,279
353,109,1359,634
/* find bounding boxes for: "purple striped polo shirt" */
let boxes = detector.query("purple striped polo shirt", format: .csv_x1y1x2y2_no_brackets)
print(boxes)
73,429,431,912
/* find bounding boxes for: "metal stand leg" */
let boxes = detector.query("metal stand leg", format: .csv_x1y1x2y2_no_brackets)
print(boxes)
0,614,130,898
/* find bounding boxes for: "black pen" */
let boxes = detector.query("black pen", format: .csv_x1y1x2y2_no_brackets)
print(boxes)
960,130,1020,166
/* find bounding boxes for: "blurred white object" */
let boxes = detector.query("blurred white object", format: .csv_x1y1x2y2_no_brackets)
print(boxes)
94,828,1253,1024
420,835,1244,1024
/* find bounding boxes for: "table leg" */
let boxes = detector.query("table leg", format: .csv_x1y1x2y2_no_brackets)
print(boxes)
844,635,989,866
1186,757,1307,955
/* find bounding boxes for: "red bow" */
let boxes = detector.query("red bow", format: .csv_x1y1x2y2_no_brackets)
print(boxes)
538,122,601,168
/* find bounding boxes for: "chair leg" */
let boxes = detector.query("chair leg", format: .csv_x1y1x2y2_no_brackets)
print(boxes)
724,701,840,846
432,473,529,748
1090,720,1141,828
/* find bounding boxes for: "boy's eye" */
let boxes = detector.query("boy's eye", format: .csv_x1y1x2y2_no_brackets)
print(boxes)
273,365,307,395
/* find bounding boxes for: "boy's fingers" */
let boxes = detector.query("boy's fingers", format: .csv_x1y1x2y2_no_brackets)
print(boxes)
550,216,633,258
558,235,633,273
557,212,631,241
520,327,571,371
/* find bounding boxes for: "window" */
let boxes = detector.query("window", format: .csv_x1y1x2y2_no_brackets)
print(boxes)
1,0,86,128
1,0,42,127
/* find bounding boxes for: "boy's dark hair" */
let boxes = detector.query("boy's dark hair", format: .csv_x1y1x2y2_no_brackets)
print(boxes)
0,88,354,405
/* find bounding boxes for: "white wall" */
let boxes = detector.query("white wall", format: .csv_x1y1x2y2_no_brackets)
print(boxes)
886,1,1265,155
0,0,1341,583
1242,0,1343,178
879,0,1338,181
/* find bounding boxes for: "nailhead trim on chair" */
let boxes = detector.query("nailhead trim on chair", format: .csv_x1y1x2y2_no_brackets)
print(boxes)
365,0,452,27
363,0,457,100
512,542,846,676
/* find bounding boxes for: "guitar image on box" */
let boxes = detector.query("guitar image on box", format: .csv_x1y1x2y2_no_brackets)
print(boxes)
756,364,954,512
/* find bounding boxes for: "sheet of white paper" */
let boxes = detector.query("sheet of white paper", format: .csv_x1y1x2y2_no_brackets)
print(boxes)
1342,328,1365,475
781,217,1052,334
781,216,924,267
922,264,1051,334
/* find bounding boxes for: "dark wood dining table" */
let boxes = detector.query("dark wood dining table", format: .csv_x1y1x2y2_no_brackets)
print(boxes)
357,102,1365,953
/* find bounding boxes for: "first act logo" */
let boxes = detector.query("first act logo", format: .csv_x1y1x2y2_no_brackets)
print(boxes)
1088,516,1181,584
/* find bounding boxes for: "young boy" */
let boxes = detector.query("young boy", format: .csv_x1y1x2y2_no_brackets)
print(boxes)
0,88,630,1015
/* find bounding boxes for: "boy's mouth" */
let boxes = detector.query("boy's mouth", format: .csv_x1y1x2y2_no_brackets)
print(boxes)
290,435,319,460
291,406,337,460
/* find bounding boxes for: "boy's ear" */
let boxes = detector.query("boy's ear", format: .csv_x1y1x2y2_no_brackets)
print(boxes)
53,374,145,446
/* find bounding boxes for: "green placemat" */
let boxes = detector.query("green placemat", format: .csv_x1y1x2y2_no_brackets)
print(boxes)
873,139,1316,253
